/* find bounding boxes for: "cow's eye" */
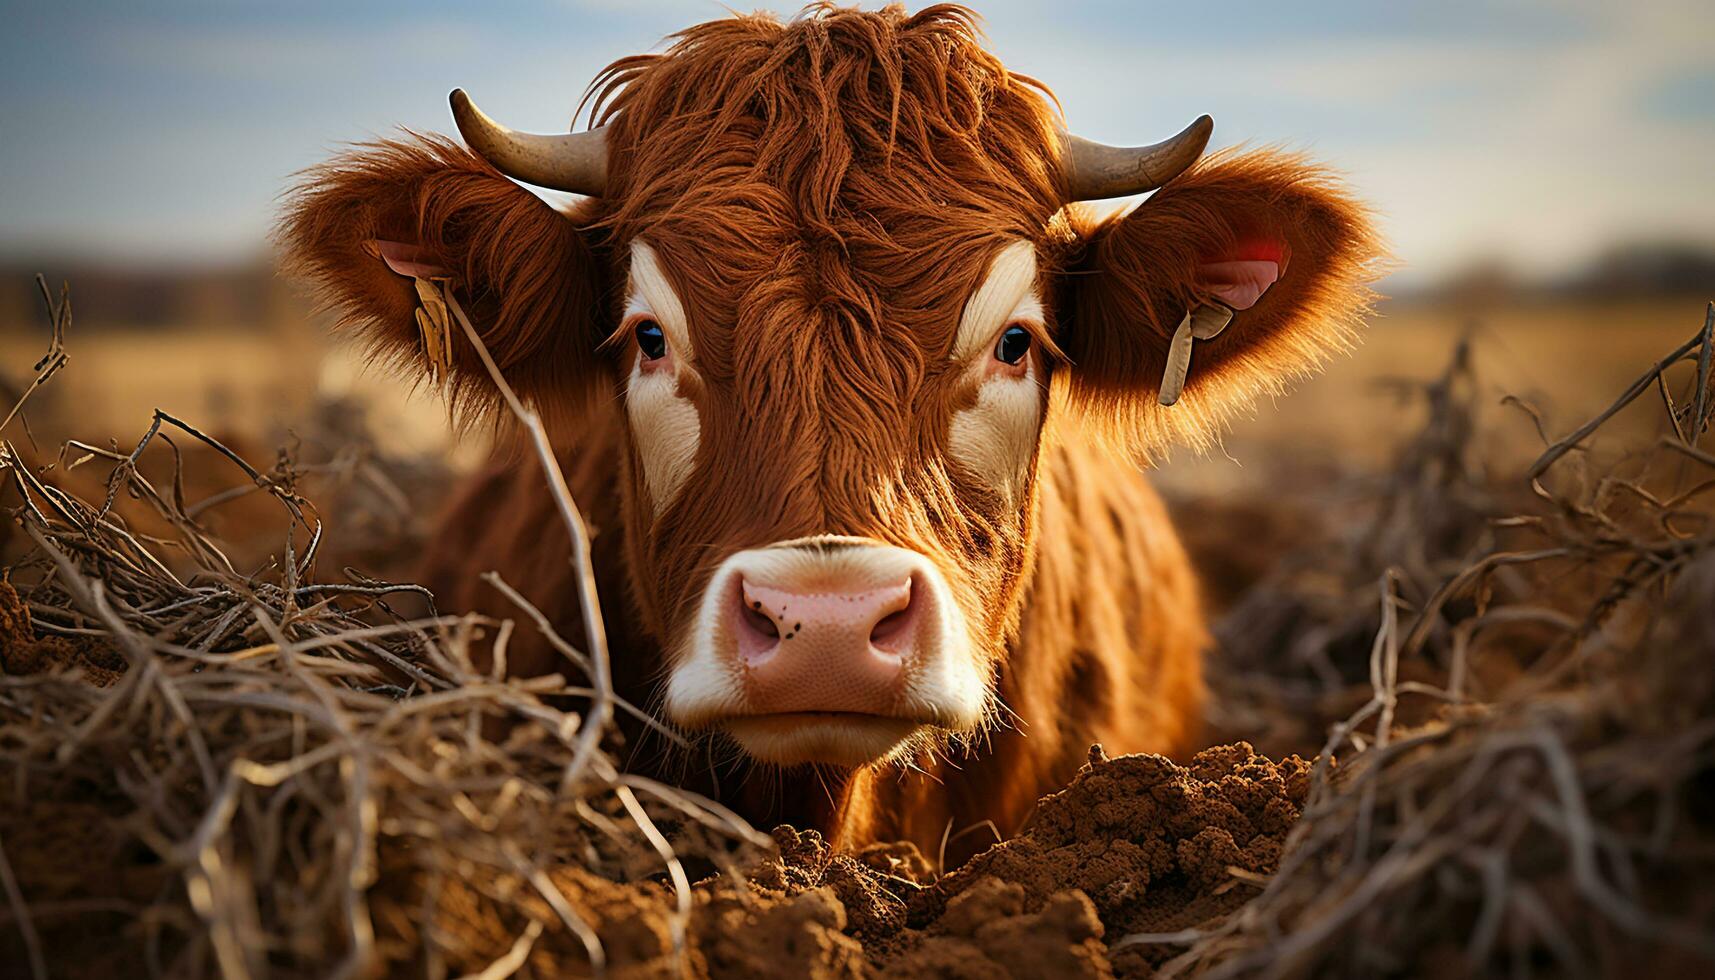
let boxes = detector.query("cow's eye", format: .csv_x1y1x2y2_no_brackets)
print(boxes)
634,319,667,360
994,324,1032,366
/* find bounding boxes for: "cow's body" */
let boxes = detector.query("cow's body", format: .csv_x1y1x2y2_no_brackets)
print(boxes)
283,4,1378,868
424,408,1202,857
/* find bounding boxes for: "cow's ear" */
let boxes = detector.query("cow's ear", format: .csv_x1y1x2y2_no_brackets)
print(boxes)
1060,148,1384,458
279,135,608,426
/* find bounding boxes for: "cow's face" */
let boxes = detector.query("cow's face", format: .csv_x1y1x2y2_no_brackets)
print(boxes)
617,229,1061,766
590,19,1082,765
280,4,1379,772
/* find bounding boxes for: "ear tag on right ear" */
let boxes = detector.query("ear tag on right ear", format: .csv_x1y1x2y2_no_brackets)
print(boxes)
411,277,456,383
364,239,460,384
1159,304,1234,407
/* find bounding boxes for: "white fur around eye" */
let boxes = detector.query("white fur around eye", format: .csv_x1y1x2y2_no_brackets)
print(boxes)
948,360,1042,501
627,356,700,515
953,240,1039,361
628,241,693,360
946,240,1046,500
624,240,701,515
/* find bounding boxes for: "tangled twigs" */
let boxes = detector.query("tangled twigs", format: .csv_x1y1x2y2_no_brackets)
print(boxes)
0,277,768,977
1160,305,1715,977
1522,316,1715,490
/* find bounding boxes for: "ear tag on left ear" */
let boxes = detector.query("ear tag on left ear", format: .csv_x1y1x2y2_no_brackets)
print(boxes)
1159,304,1234,407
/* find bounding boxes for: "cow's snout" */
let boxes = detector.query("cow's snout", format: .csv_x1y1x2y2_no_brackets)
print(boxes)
666,536,987,766
730,573,918,713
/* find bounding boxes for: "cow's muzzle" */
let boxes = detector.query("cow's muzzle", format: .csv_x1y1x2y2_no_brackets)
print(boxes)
665,536,987,767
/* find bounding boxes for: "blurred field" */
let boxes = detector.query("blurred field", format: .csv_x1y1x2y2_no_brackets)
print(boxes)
1156,294,1708,496
0,267,471,462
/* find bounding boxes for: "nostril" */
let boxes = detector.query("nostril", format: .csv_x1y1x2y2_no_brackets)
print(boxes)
870,608,910,644
869,579,916,650
740,598,779,639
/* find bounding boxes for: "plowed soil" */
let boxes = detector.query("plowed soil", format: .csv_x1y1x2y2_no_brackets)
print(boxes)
399,742,1312,978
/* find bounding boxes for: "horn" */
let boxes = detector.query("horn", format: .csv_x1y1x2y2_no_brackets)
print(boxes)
1060,115,1214,200
449,88,608,195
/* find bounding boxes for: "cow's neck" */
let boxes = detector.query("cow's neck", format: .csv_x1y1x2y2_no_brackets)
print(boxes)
725,764,863,838
721,763,953,853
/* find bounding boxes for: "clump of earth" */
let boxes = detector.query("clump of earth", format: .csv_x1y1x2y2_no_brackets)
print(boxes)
412,742,1313,978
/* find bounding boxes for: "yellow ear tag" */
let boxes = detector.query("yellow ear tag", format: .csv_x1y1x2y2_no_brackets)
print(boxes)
411,276,456,383
1158,303,1234,407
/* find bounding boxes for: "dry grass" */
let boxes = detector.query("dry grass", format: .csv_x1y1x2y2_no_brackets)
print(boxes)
0,279,768,978
1156,304,1715,976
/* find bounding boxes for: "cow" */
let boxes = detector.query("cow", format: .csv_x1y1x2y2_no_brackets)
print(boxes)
280,4,1379,864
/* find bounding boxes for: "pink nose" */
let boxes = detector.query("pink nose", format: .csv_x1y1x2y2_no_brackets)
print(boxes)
728,573,919,715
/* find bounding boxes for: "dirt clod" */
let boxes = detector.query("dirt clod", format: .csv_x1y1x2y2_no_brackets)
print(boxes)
887,879,1113,979
903,743,1308,975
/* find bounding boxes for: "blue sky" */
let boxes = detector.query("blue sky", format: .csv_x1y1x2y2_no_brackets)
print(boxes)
2,1,1712,286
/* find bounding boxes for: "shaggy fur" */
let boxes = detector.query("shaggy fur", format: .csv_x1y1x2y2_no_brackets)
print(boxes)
277,3,1382,862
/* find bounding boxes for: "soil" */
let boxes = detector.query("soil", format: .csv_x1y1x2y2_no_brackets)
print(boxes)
389,742,1313,978
0,576,125,685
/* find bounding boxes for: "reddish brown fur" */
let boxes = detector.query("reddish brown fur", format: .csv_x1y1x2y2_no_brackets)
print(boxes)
279,4,1381,863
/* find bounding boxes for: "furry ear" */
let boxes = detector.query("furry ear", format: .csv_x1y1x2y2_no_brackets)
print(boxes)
278,134,609,425
1059,148,1385,458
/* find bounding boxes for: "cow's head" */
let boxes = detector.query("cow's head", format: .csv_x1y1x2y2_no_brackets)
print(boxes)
282,5,1379,769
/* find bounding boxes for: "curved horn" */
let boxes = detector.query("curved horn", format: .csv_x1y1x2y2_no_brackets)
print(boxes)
1060,115,1214,200
449,88,608,195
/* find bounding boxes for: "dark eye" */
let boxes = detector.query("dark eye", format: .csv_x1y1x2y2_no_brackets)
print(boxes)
634,319,667,360
994,324,1032,365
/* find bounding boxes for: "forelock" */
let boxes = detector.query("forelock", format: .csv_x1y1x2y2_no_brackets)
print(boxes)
585,3,1064,257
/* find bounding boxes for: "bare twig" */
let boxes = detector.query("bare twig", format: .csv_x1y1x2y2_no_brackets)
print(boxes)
0,275,70,436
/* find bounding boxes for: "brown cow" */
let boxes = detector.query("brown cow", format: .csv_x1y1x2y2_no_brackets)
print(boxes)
281,4,1379,863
